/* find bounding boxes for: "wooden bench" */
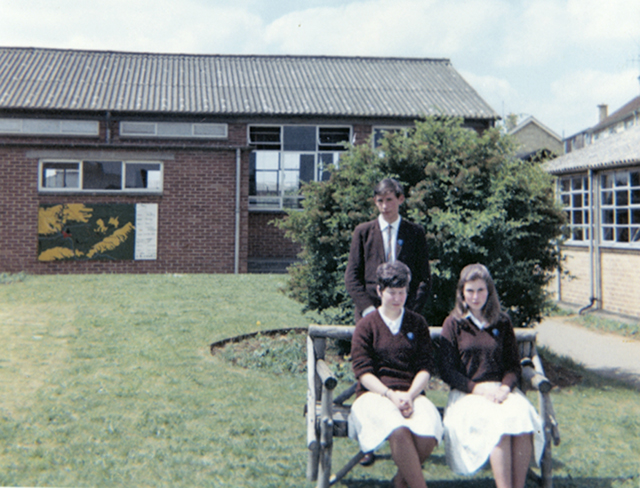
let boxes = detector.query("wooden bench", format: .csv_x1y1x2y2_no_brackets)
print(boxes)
306,325,561,488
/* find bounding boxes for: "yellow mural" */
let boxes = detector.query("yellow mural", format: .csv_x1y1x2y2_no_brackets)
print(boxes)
38,203,136,261
85,222,135,258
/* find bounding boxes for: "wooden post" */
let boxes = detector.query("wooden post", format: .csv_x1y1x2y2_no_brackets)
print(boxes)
307,335,319,481
318,384,334,488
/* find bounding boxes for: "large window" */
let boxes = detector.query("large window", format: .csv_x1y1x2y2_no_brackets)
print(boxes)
40,160,162,192
249,125,350,209
600,169,640,246
559,175,590,243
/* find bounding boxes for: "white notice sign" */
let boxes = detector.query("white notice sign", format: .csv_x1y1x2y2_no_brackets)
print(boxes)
134,203,158,260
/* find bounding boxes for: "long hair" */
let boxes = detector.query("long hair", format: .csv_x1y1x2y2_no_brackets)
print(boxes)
452,263,502,325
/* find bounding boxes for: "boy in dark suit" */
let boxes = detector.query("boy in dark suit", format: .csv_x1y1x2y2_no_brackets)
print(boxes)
345,178,431,323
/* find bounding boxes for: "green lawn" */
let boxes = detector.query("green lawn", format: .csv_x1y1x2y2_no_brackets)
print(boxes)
0,274,639,487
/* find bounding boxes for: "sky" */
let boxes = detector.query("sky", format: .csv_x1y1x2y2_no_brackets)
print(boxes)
1,0,639,137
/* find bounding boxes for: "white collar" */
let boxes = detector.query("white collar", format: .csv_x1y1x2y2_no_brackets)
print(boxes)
465,312,487,329
378,214,401,231
379,308,405,335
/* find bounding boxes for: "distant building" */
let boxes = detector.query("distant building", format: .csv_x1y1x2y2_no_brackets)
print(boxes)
546,95,640,318
0,47,498,275
508,115,563,161
564,96,640,153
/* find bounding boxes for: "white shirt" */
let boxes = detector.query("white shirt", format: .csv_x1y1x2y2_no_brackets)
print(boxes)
465,312,487,329
378,214,401,263
379,307,405,335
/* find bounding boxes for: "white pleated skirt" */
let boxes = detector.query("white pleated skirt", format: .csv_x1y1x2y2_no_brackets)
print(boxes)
443,383,544,475
348,392,444,453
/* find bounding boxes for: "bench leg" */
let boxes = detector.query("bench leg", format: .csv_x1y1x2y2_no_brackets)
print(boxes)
329,450,366,486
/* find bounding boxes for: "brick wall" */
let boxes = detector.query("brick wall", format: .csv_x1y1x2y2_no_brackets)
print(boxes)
558,247,592,306
600,250,640,317
248,212,301,259
0,145,249,274
559,246,640,318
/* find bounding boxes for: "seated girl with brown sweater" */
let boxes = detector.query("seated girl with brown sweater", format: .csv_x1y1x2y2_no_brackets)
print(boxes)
439,264,544,488
349,261,443,488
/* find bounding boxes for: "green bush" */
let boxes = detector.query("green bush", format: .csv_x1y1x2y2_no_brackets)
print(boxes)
277,117,565,327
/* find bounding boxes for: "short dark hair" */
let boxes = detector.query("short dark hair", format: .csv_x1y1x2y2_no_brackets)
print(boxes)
453,263,502,324
374,178,404,198
376,261,412,291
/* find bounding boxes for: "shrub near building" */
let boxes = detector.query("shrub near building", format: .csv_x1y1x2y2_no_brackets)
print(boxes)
278,116,566,327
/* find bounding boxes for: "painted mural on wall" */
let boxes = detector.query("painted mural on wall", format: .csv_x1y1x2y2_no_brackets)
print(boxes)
38,203,158,261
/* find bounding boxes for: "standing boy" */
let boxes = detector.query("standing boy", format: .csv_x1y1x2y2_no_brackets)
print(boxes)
345,178,431,323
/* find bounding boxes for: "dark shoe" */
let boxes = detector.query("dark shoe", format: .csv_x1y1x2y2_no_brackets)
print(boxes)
360,452,375,466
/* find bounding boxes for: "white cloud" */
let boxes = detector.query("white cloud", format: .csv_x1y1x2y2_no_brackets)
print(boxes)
263,0,507,57
459,71,518,118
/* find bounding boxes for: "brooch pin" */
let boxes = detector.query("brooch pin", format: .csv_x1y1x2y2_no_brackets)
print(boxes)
492,329,500,337
407,332,414,340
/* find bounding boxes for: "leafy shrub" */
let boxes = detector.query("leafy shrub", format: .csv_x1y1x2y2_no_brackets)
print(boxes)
276,117,565,327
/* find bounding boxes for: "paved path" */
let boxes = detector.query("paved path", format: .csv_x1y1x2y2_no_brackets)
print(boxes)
535,317,640,389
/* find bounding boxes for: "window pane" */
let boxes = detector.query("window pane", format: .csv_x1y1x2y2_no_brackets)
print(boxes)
255,172,279,196
283,152,301,170
584,210,589,224
572,228,583,240
83,161,122,190
601,174,613,189
253,151,280,170
125,163,161,190
602,209,614,224
572,193,582,207
632,209,640,224
42,162,79,188
283,126,316,151
318,153,336,181
601,191,613,206
632,227,640,242
249,126,281,149
318,127,350,150
283,171,299,195
617,209,629,224
560,178,570,192
571,178,583,190
300,154,315,183
561,194,570,206
631,171,640,187
617,227,629,242
602,227,613,240
631,189,640,204
615,172,628,187
572,210,583,224
616,190,629,206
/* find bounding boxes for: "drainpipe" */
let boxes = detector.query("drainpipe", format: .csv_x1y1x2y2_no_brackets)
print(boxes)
234,148,241,274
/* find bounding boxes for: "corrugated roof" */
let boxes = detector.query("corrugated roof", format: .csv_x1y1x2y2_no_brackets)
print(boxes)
545,123,640,174
0,47,498,119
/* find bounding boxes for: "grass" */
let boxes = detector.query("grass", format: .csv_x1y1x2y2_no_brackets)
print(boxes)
0,273,639,487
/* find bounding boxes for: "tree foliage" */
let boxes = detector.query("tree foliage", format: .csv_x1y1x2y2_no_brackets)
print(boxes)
276,117,566,327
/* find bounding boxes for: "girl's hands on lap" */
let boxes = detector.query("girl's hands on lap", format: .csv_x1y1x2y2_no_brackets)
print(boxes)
389,390,414,418
472,383,510,404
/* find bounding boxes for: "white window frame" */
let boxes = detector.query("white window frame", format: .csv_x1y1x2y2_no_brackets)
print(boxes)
0,118,99,136
248,125,350,210
120,121,228,139
39,160,163,193
599,168,640,248
558,174,591,245
372,126,411,148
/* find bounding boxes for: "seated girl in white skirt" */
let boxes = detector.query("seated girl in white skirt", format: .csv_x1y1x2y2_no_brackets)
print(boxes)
349,261,443,488
439,263,544,488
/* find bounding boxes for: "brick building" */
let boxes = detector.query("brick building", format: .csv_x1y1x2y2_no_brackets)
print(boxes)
546,113,640,318
0,47,498,275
